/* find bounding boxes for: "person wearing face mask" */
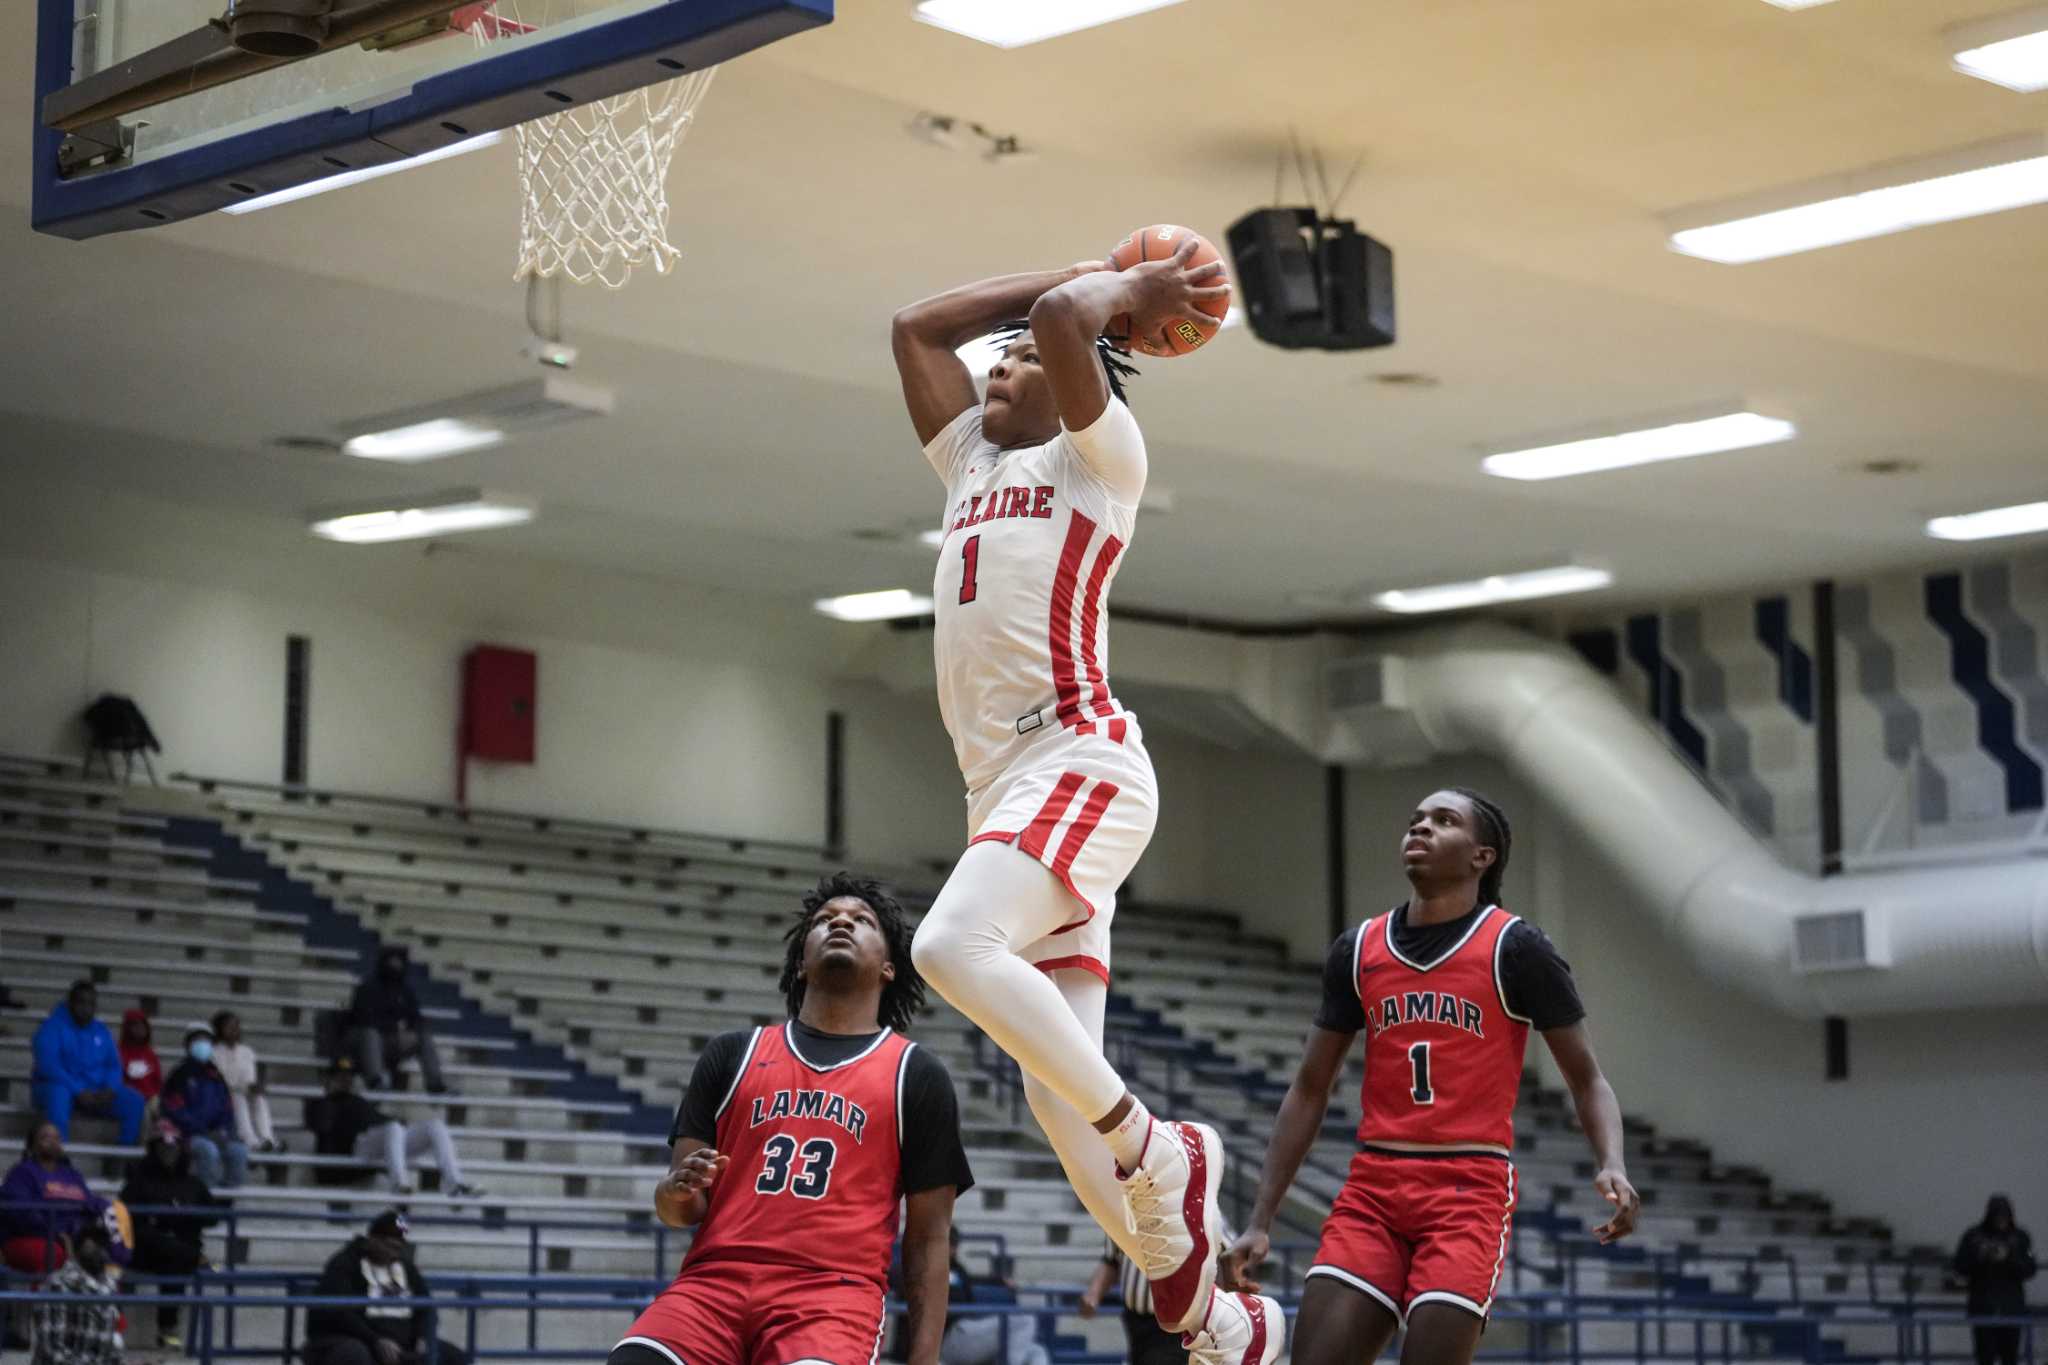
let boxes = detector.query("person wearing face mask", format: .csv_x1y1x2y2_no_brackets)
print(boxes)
158,1023,248,1189
344,948,451,1095
28,1222,122,1365
304,1211,472,1365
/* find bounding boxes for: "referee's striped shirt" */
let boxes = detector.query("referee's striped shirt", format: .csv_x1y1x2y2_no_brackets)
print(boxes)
1101,1221,1236,1318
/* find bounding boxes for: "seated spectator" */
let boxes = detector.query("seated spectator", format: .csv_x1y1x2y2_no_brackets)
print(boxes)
304,1211,472,1365
117,1009,162,1107
28,1222,121,1365
211,1011,283,1153
345,948,451,1095
30,983,144,1145
158,1022,248,1190
0,1123,129,1276
304,1063,483,1200
119,1130,221,1351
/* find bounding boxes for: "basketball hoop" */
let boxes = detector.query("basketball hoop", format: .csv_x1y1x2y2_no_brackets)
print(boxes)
470,2,718,288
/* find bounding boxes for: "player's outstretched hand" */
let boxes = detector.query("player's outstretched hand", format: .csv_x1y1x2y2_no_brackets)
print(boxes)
1116,236,1231,338
1592,1168,1640,1244
1219,1226,1270,1295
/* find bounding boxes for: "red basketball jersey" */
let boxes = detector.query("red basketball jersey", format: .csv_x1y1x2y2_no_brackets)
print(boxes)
682,1023,916,1288
1353,905,1531,1155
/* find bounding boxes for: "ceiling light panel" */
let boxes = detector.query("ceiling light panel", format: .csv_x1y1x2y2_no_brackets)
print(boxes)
1925,500,2048,541
1481,411,1795,481
814,589,936,622
1373,565,1615,615
1949,6,2048,90
310,490,535,544
912,0,1188,48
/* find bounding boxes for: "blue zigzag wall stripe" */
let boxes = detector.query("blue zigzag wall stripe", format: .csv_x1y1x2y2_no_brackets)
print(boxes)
1754,597,1815,724
1925,572,2044,812
1625,614,1708,768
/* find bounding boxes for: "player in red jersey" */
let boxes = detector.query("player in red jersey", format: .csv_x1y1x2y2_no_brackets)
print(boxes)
1223,789,1642,1365
609,874,973,1365
892,243,1280,1365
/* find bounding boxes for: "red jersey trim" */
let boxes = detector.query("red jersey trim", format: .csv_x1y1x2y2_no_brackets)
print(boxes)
782,1022,896,1073
711,1027,765,1122
1382,903,1500,973
1033,954,1110,986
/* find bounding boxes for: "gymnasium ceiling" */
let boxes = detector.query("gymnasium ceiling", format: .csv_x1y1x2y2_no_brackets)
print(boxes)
4,0,2048,625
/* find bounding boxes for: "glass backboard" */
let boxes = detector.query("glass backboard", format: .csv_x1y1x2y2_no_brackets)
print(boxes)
32,0,830,238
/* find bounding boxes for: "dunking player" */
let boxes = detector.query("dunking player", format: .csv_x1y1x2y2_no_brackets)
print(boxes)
609,874,973,1365
891,243,1281,1365
1223,789,1642,1365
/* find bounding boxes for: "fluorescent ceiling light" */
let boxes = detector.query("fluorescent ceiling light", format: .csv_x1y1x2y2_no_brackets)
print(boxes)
1482,411,1794,481
919,528,948,548
1925,500,2048,541
1761,0,1838,8
223,131,504,215
341,417,505,463
1373,565,1615,616
814,589,935,622
913,0,1187,48
310,490,534,544
1949,6,2048,91
1667,133,2048,263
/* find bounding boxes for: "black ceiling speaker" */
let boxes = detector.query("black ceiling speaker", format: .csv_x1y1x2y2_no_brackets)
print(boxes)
1226,207,1395,351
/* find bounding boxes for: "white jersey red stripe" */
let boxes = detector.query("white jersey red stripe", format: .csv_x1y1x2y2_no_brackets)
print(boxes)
924,402,1142,792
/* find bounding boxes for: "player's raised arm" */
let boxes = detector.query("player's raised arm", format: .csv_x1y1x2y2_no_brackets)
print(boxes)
1222,1025,1355,1292
898,1186,958,1365
1027,236,1227,432
891,266,1105,448
1541,1023,1640,1244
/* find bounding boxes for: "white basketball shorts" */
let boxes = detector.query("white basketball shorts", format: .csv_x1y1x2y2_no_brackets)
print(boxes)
963,712,1159,986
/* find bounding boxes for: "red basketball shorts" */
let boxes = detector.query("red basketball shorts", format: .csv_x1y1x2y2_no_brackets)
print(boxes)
1308,1149,1518,1323
617,1258,887,1365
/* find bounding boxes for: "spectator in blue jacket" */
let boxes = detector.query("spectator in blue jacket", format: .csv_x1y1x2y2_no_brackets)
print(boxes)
159,1022,247,1189
30,982,145,1145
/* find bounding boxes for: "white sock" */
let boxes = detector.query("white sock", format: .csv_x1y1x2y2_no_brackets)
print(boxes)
1104,1095,1155,1171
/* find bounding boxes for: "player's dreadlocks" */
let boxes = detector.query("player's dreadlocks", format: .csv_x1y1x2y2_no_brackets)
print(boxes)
1451,787,1512,907
988,320,1141,405
779,872,926,1034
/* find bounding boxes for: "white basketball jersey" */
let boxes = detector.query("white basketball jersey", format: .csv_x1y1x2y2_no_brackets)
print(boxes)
924,401,1143,791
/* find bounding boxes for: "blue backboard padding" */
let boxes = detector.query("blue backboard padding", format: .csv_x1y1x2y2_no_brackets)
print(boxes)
33,0,831,239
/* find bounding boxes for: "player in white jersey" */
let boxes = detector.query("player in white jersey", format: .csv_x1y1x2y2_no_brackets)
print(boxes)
892,239,1282,1365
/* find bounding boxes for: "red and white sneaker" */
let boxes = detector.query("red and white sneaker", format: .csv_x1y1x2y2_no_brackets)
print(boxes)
1182,1291,1284,1365
1117,1120,1224,1332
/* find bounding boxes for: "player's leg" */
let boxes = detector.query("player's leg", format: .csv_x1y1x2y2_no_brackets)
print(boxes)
1396,1156,1516,1365
1015,968,1144,1260
912,841,1127,1121
1395,1304,1484,1365
1291,1275,1401,1365
611,1261,748,1365
744,1265,887,1365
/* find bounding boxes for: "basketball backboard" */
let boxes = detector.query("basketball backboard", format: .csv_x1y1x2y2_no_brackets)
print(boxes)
31,0,830,239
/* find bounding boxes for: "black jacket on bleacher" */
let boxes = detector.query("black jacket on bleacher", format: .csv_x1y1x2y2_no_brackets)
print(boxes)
346,976,425,1037
304,1091,393,1186
308,1237,434,1348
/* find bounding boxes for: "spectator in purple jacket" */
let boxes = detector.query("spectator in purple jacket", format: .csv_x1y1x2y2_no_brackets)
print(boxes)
159,1022,247,1189
0,1122,130,1275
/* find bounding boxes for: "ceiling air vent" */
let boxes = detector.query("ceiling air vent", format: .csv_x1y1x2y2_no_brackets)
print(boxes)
1792,909,1889,973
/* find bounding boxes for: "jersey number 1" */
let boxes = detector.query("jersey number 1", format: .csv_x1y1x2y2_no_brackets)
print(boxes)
959,535,980,605
756,1134,836,1199
1408,1041,1435,1105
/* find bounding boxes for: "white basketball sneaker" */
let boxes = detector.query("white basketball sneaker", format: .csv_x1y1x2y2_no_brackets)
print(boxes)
1117,1120,1224,1332
1182,1291,1285,1365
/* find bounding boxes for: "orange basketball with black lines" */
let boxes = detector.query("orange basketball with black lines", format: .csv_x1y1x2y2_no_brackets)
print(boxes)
1106,223,1230,358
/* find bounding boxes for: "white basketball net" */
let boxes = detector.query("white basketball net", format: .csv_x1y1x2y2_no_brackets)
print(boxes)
473,4,717,288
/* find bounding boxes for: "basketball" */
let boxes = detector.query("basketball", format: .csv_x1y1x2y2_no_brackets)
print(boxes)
1107,223,1231,358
